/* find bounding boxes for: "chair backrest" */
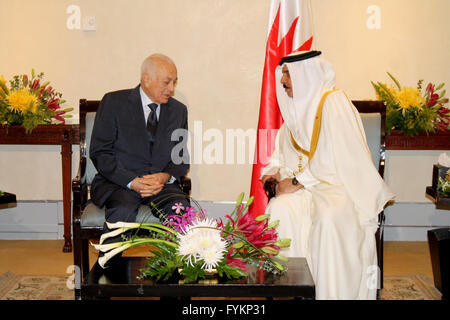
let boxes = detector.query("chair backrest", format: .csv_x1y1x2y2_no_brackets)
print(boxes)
351,100,386,178
79,99,101,185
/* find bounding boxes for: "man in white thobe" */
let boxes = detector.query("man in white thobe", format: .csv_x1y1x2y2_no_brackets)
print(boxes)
261,51,395,300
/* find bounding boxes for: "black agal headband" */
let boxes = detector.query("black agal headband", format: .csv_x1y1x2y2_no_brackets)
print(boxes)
280,50,322,65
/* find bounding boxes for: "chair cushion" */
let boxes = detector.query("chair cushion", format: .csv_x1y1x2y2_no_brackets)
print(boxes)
359,113,381,170
80,202,162,228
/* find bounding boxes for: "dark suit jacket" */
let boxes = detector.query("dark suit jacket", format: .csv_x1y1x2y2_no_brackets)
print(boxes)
90,85,189,207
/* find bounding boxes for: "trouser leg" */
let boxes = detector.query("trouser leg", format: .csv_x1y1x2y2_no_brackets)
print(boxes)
102,188,142,245
145,183,191,220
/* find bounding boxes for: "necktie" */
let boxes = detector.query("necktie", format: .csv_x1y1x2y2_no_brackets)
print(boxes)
147,103,158,137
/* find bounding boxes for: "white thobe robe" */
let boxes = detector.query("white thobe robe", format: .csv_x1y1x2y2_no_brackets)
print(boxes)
262,90,395,300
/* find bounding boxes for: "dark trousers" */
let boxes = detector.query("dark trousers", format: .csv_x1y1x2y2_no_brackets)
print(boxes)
101,183,190,246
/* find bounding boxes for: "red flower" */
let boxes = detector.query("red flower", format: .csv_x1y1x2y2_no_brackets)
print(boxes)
226,248,248,273
435,106,450,131
428,93,439,107
29,79,40,90
226,208,279,252
47,98,60,111
52,111,66,123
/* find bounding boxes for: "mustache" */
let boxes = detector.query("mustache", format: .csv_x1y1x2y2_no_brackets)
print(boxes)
283,84,289,89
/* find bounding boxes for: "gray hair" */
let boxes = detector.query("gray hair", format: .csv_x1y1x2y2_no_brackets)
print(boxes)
140,53,176,80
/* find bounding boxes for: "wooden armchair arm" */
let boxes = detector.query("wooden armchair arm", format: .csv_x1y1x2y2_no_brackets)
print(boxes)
179,176,192,196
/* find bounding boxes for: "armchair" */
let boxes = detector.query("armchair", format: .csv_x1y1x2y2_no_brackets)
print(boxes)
72,99,191,299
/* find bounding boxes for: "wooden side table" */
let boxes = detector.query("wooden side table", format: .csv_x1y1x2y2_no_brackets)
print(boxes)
386,131,450,150
0,125,80,252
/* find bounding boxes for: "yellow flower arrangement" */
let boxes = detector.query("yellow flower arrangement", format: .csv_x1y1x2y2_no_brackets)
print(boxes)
0,69,72,133
372,72,450,136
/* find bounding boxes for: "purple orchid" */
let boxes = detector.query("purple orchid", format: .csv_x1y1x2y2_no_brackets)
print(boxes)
165,206,203,234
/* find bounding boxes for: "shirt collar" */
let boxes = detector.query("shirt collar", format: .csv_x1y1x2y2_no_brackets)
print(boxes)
139,86,161,121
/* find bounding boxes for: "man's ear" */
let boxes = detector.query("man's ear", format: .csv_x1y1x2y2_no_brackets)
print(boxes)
144,73,156,87
142,73,150,86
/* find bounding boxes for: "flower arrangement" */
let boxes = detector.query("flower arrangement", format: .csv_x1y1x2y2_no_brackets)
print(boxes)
438,169,450,197
0,69,73,133
92,193,291,283
372,72,450,136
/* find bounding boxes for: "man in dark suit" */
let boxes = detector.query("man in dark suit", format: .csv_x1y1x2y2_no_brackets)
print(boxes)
90,53,190,249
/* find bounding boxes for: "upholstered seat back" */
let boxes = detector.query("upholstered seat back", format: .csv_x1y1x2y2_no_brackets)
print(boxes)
83,112,98,185
359,113,381,170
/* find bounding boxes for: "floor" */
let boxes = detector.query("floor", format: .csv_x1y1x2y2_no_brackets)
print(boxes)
0,240,434,279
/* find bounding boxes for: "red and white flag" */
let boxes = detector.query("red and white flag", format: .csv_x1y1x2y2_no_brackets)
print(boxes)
249,0,314,215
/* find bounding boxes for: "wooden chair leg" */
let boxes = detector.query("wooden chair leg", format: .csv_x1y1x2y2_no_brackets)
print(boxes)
72,224,82,300
375,212,385,298
82,239,90,277
379,226,384,290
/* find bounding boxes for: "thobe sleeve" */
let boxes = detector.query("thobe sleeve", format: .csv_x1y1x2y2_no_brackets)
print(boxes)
294,167,320,189
323,91,395,224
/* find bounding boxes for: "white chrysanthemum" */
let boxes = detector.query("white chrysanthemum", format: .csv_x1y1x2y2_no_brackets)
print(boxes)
178,232,201,267
177,218,228,271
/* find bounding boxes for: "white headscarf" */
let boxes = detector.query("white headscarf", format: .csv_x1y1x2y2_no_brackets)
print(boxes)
275,54,336,151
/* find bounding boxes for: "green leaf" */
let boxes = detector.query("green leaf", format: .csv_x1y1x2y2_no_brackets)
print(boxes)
254,214,269,222
436,83,445,91
230,192,245,217
232,241,244,249
241,195,254,214
217,262,248,279
267,219,279,230
261,247,278,255
387,72,402,90
0,81,9,95
235,192,244,207
138,242,181,281
180,261,206,283
272,260,284,271
274,238,291,248
274,254,289,262
417,79,423,91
